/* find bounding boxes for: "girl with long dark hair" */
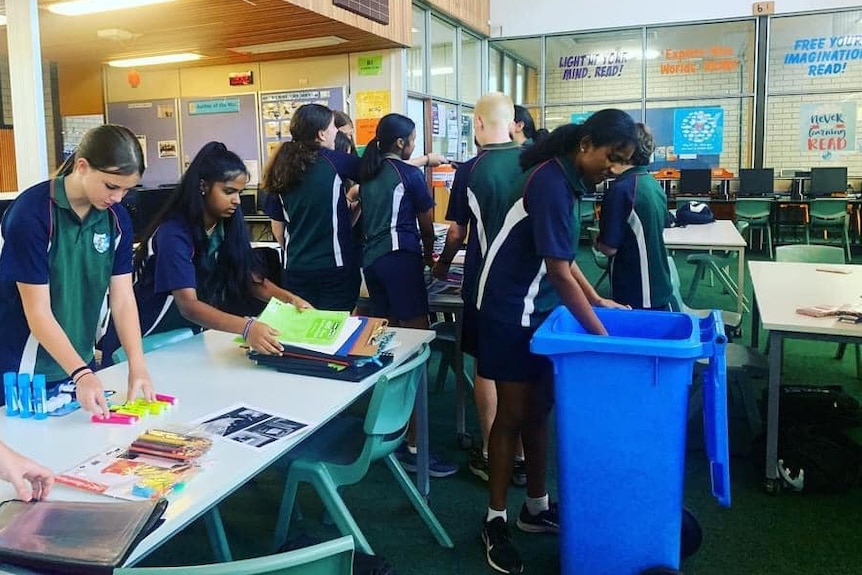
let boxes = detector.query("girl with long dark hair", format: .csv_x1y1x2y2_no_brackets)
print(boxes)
262,104,362,311
0,124,154,417
476,109,637,574
100,142,310,365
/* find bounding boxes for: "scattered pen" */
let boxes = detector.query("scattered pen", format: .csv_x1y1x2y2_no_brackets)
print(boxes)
816,268,852,274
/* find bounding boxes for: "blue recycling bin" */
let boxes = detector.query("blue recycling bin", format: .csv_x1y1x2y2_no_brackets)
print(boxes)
532,307,730,575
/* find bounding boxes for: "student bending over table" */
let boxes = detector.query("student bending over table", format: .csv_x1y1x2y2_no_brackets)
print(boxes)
100,142,310,365
0,124,155,417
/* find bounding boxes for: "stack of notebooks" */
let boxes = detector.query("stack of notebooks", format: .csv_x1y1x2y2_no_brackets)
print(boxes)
248,299,394,381
55,429,213,500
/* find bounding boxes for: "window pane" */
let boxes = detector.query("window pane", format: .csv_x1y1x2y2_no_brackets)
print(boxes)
430,16,456,100
431,101,458,161
461,106,476,160
544,29,644,105
646,20,756,99
503,56,516,101
408,6,426,93
644,98,752,172
766,94,862,175
544,104,642,131
769,11,862,95
516,63,526,104
489,48,501,93
461,33,482,105
489,38,542,105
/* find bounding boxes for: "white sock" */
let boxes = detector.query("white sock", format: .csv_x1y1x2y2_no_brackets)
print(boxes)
486,507,507,523
525,494,549,516
407,444,417,455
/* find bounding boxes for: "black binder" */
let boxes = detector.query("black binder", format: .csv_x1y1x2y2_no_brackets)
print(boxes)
0,498,167,574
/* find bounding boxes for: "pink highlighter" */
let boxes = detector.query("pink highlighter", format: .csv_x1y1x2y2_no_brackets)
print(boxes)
91,413,138,425
154,393,177,405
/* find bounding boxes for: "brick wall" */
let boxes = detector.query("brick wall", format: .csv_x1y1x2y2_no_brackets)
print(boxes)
61,115,105,158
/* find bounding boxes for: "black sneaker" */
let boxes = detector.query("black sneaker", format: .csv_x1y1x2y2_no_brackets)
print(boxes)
515,501,560,534
511,459,527,487
481,517,523,574
469,448,489,482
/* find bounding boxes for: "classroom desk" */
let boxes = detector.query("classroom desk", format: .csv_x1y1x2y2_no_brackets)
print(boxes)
663,219,748,313
748,261,862,493
0,328,434,571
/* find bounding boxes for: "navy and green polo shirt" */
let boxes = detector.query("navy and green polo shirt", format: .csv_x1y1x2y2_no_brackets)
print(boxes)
445,142,523,307
599,166,672,310
359,157,434,268
269,149,361,272
100,216,224,364
476,155,587,328
0,177,132,381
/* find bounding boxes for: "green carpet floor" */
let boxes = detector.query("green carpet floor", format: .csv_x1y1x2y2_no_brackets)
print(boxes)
138,243,862,574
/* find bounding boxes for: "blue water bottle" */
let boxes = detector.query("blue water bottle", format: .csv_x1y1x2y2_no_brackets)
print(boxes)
32,375,47,420
17,374,32,418
3,372,19,416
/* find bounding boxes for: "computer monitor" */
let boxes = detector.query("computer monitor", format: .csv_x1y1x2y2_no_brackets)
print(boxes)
809,167,847,197
128,187,175,239
738,168,775,197
240,193,256,215
678,169,713,195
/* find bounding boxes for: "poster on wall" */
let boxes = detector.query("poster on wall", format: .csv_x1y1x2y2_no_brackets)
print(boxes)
672,107,724,155
799,102,856,160
259,87,345,160
354,90,391,146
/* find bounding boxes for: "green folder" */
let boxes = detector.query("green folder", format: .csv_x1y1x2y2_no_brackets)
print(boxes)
256,298,349,346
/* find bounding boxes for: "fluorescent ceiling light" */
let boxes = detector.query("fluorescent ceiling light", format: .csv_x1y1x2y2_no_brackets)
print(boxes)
230,36,348,55
107,53,202,67
0,15,6,26
48,0,177,16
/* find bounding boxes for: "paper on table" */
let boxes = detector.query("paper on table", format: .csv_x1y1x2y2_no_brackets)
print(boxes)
257,298,350,348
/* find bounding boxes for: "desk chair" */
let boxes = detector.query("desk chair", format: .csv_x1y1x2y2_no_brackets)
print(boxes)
114,535,353,574
668,257,764,437
686,221,750,314
272,344,453,555
586,226,609,290
807,199,852,262
774,245,861,379
735,199,773,258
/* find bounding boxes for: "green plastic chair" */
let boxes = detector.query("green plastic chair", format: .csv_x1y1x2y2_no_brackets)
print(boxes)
111,328,196,364
272,344,452,555
667,256,743,338
686,220,750,313
113,535,353,574
587,226,609,289
807,199,852,262
774,245,860,379
735,199,773,258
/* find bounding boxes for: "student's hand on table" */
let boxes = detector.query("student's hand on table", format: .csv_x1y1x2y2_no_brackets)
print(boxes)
76,372,111,419
248,320,283,355
431,261,449,281
127,367,156,403
289,294,313,311
0,442,54,501
594,297,631,310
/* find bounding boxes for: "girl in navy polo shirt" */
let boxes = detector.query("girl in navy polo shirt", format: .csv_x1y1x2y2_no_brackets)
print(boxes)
0,124,154,417
262,104,362,311
475,109,637,575
100,142,310,365
358,113,435,328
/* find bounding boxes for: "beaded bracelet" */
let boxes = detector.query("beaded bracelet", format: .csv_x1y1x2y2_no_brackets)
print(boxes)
242,316,256,340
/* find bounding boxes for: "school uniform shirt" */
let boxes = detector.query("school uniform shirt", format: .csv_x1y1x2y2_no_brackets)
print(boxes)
0,177,132,381
476,156,587,328
360,157,434,268
599,165,673,309
269,149,361,272
445,142,523,306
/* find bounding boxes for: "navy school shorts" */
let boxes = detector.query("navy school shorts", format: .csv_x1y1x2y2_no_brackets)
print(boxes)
363,250,429,321
283,264,361,312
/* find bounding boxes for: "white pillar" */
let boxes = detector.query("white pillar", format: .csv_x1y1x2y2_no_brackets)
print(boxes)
6,0,48,192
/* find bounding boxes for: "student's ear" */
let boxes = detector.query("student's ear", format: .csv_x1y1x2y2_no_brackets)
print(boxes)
317,129,327,144
74,157,90,175
395,137,405,151
579,136,593,153
199,179,208,196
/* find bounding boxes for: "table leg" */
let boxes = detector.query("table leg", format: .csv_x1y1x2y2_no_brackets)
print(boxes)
765,331,782,493
203,507,233,562
751,294,761,350
415,366,430,498
736,248,745,315
454,311,467,437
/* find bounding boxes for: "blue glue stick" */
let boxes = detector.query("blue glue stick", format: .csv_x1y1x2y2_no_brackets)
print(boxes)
3,373,19,416
17,374,32,418
32,375,47,420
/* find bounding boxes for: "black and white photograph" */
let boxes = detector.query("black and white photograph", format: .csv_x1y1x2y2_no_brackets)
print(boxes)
197,406,272,438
